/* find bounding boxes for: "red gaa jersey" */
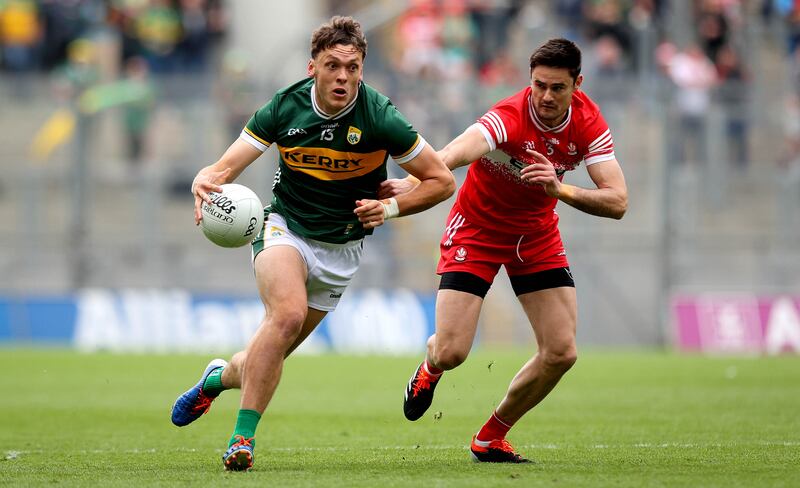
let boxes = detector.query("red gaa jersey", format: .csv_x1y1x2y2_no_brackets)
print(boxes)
456,87,615,235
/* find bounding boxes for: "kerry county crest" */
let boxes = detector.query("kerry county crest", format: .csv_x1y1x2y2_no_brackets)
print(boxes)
347,126,361,145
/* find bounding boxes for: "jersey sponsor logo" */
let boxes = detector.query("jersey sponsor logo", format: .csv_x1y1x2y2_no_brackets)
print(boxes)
278,145,387,181
347,126,362,145
454,246,467,262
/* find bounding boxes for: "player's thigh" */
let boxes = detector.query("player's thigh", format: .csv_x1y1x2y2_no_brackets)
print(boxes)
517,286,577,351
254,244,309,315
434,288,483,353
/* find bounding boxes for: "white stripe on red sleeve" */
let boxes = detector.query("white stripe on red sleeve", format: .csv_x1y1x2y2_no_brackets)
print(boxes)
472,122,497,151
486,111,507,143
584,151,616,166
588,129,612,152
480,114,503,145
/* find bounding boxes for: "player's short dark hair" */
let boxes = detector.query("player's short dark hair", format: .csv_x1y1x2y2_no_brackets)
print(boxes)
529,38,582,81
311,16,368,60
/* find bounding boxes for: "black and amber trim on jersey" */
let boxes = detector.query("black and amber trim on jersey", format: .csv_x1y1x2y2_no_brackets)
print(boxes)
241,127,271,152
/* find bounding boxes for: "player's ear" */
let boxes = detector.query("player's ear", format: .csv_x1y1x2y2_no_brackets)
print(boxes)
306,59,315,77
574,73,584,89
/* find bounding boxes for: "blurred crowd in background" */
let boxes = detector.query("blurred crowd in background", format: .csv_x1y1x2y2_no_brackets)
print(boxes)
0,0,226,74
1,0,799,167
2,0,800,169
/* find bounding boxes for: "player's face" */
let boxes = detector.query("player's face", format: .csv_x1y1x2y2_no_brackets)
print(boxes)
530,66,583,127
307,44,363,115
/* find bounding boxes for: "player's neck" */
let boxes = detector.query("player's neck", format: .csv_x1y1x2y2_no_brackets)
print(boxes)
540,111,568,128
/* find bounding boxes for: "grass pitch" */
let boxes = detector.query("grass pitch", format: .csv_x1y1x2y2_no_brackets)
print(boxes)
1,349,798,487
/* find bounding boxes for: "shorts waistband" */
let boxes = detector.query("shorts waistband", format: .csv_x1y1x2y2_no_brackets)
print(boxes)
269,213,363,249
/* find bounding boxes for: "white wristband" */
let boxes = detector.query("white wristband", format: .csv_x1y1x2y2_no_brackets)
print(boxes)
381,197,400,220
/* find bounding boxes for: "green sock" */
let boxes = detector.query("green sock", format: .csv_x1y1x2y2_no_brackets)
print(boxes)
202,367,227,397
229,409,261,448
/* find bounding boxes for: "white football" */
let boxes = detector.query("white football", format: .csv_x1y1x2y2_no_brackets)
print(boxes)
200,183,264,248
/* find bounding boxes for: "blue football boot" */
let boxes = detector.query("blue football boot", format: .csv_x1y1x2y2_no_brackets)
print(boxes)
171,358,227,427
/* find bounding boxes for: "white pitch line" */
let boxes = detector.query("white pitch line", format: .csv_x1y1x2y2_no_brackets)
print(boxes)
5,441,799,459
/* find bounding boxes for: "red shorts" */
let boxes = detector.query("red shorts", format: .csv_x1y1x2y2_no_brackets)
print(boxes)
437,204,569,284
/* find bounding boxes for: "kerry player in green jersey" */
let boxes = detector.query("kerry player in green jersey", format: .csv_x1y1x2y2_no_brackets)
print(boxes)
170,16,455,471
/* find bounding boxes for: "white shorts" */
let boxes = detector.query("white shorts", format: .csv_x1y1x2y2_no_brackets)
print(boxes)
251,212,363,311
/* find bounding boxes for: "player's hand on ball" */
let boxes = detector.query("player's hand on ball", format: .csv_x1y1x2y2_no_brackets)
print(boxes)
192,167,231,225
354,199,386,229
378,178,415,199
521,149,561,198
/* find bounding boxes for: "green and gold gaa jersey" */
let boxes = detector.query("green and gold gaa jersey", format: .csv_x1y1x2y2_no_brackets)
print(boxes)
240,78,426,243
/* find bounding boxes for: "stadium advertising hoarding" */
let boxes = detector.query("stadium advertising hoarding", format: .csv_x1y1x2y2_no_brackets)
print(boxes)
0,289,436,354
672,294,800,355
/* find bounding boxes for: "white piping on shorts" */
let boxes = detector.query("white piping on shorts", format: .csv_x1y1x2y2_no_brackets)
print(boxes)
444,212,465,247
516,235,524,262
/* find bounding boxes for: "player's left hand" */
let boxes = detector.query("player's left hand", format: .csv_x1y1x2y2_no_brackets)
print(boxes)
354,199,386,229
378,178,416,199
520,149,561,198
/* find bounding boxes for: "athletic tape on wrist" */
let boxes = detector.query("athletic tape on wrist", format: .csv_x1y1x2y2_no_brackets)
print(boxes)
381,197,400,220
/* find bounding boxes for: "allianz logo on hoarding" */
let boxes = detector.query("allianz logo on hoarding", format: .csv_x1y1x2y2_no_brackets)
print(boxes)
73,288,431,354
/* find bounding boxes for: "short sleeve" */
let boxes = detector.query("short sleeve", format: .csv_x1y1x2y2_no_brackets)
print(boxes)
475,99,522,151
377,102,427,164
240,98,277,152
582,113,615,166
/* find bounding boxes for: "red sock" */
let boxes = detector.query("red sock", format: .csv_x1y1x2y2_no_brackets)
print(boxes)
423,359,443,376
475,411,513,442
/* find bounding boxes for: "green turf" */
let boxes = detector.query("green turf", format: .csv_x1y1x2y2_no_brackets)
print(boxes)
1,349,798,487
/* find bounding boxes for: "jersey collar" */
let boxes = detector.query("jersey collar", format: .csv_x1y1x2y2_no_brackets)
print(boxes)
528,93,572,133
310,81,360,120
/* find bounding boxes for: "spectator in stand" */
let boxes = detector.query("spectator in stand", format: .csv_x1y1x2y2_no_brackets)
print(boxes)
217,49,259,142
120,56,156,166
666,43,718,166
0,0,41,73
440,0,478,138
696,0,730,63
469,0,522,71
585,35,628,103
554,0,584,40
777,0,800,55
583,0,631,65
714,43,749,170
134,0,182,75
39,0,87,70
175,0,211,73
478,48,524,102
395,0,444,80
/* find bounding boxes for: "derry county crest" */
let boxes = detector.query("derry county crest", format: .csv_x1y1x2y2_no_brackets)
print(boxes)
347,126,361,145
454,247,467,262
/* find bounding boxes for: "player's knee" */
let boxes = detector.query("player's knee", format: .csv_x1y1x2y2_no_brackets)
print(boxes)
432,345,468,370
268,307,307,343
541,346,578,373
230,351,246,369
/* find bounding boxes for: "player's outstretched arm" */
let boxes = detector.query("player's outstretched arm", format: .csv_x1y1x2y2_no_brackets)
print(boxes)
437,125,492,171
521,149,628,219
192,139,263,225
356,144,454,229
377,125,489,199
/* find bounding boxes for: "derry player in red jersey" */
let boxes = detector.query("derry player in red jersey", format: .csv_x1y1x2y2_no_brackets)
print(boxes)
382,38,628,463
